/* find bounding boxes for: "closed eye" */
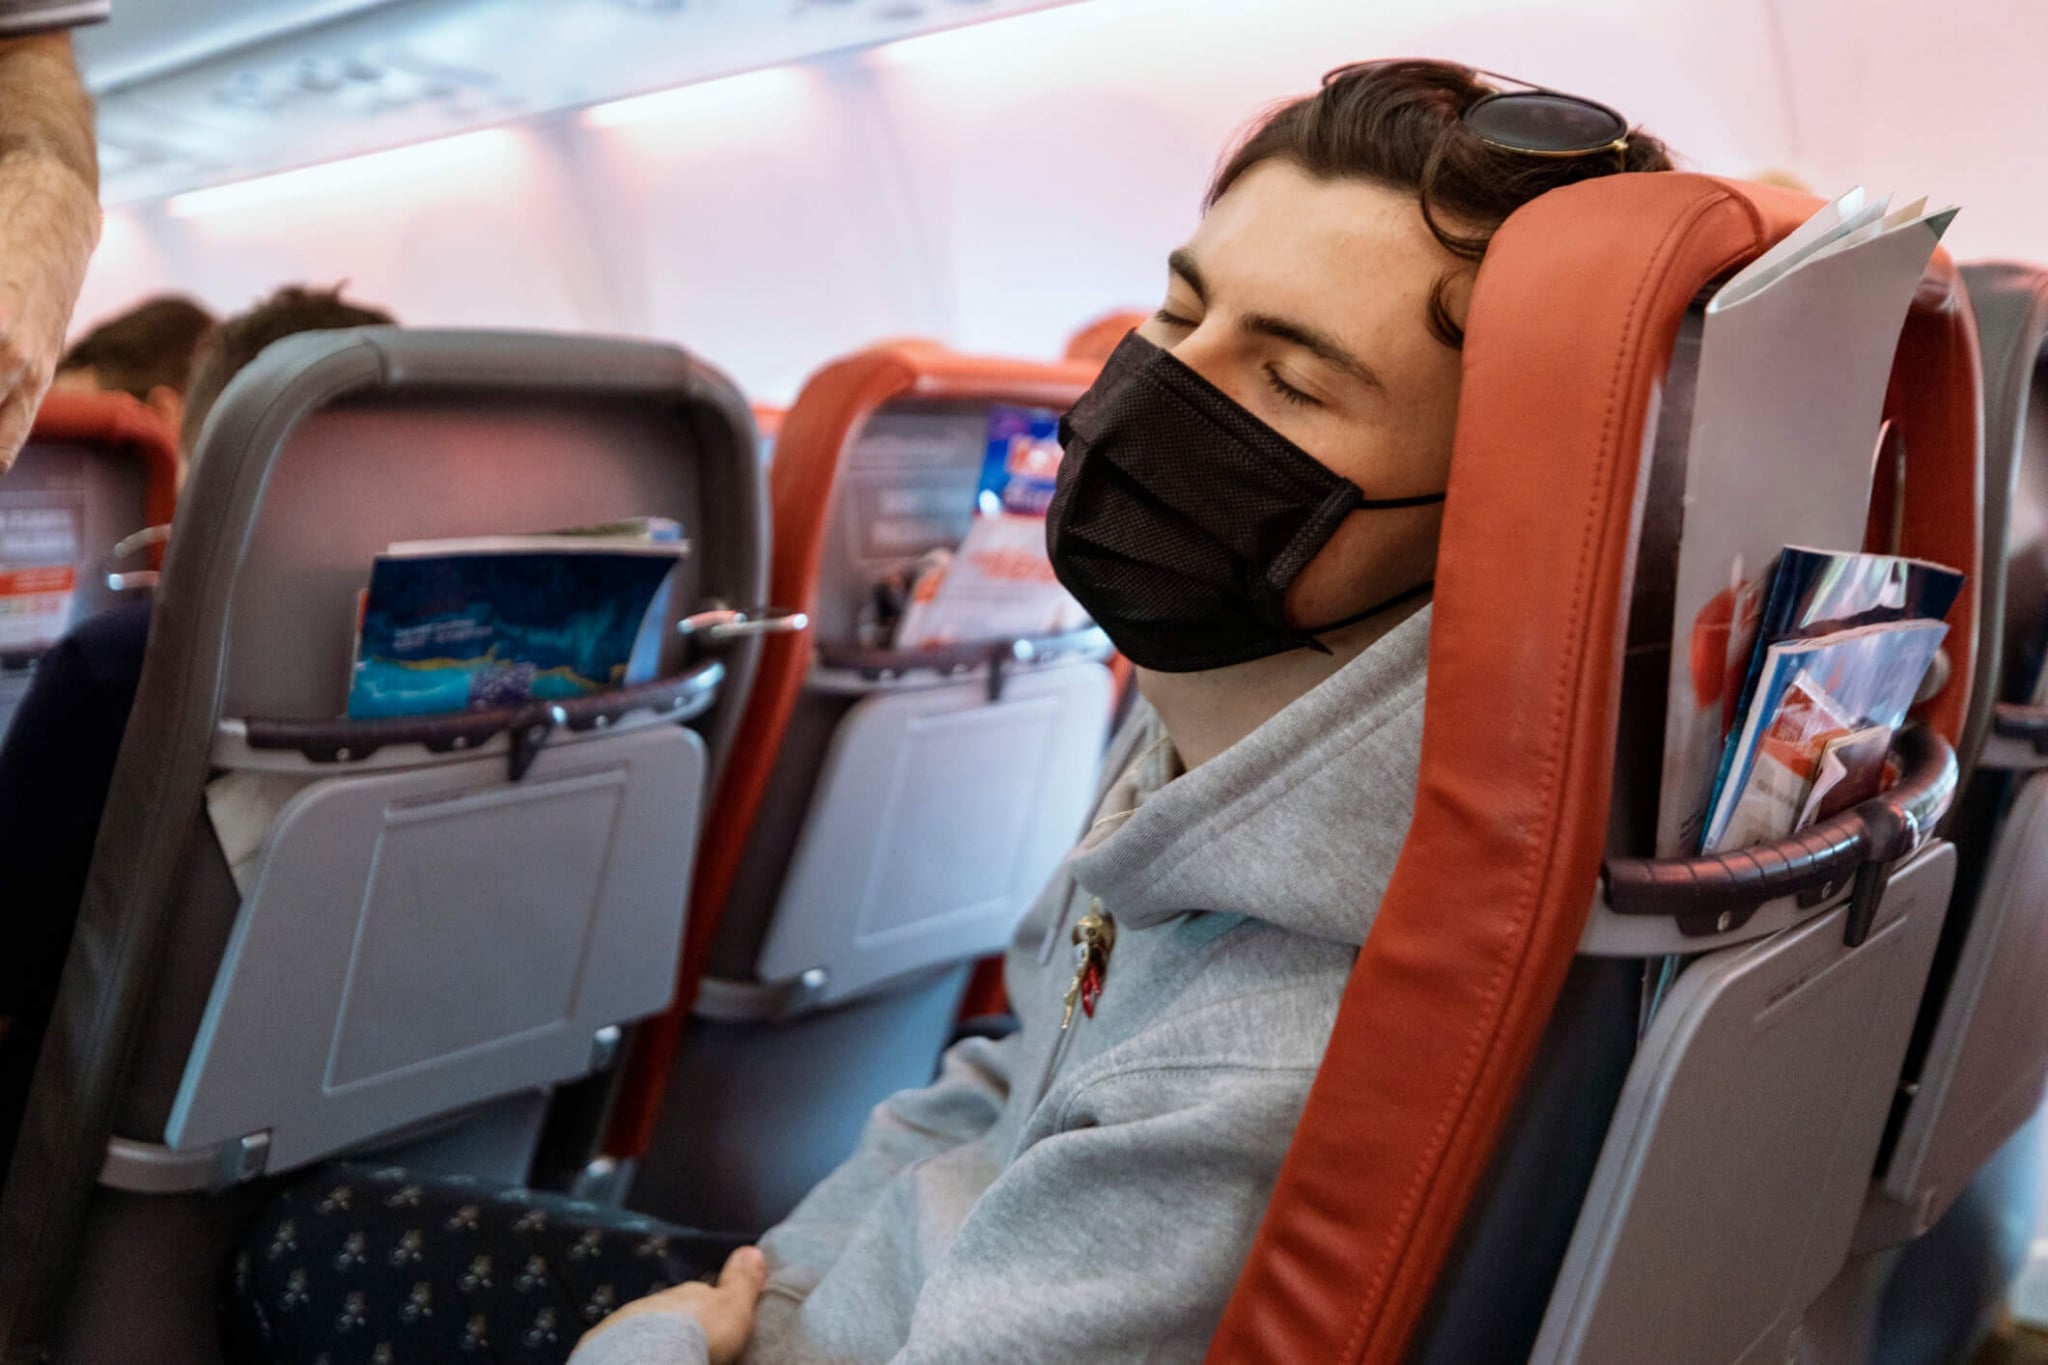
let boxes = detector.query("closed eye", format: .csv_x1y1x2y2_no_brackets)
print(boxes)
1263,366,1318,408
1152,307,1197,330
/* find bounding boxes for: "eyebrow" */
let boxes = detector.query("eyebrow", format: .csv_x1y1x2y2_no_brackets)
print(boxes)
1167,248,1207,301
1166,247,1384,391
1242,312,1384,390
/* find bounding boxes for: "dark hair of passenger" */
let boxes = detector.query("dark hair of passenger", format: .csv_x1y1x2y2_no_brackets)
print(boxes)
57,295,217,402
1209,59,1676,347
180,284,395,454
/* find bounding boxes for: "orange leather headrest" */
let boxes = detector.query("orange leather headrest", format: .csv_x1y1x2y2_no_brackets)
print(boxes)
1208,173,1979,1363
27,388,181,566
1064,311,1149,365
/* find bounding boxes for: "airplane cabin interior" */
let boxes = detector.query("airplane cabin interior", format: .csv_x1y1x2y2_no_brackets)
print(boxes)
0,2,2046,1363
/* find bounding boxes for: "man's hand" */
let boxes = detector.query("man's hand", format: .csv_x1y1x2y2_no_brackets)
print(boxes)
0,34,100,473
581,1244,769,1365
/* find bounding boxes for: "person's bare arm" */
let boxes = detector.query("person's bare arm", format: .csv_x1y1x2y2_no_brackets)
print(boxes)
0,31,97,471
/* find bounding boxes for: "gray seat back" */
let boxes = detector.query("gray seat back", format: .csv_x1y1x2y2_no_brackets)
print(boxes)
719,394,1111,1012
1523,252,1976,1358
1854,263,2048,1250
0,329,766,1363
633,372,1111,1232
1420,263,1975,1362
1537,848,1955,1365
168,725,707,1174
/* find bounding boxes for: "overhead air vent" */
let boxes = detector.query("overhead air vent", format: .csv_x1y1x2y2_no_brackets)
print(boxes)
80,0,1089,206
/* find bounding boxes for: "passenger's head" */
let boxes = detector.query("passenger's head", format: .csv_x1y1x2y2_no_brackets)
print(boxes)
55,295,217,428
1120,59,1672,654
181,285,395,456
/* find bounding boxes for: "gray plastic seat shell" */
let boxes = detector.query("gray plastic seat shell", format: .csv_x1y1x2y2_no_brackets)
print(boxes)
1871,777,2048,1243
0,328,766,1363
1849,263,2048,1249
1952,263,2048,784
1532,844,1954,1365
168,726,704,1173
757,661,1112,1006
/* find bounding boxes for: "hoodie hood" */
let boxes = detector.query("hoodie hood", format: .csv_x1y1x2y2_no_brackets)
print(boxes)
1068,604,1430,947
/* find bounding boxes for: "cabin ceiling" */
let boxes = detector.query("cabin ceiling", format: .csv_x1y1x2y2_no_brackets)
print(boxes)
76,0,1085,205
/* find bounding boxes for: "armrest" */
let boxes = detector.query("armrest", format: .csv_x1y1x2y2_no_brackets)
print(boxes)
1602,725,1956,946
814,626,1110,702
240,660,724,779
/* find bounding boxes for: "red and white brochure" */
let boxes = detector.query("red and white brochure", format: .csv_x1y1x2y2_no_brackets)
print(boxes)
0,564,78,651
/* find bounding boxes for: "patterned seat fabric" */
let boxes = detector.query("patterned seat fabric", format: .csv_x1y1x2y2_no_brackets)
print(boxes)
228,1165,742,1365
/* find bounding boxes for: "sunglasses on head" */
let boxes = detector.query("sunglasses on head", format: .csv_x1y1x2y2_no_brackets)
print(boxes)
1462,69,1632,161
1324,61,1633,163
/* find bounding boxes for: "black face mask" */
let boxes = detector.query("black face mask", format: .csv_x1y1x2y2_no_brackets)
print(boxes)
1046,332,1446,673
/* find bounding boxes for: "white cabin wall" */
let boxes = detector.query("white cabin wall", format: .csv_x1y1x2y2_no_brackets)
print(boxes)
569,63,950,403
84,209,180,320
858,0,1789,365
72,0,2046,408
116,129,598,335
1768,0,2048,268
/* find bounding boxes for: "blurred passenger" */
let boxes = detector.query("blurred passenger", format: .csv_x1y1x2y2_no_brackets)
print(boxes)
178,285,392,455
54,294,217,431
231,62,1674,1365
0,13,107,470
0,285,393,1176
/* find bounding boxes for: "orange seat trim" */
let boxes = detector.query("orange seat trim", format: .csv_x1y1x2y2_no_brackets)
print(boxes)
750,402,786,443
1206,174,1979,1363
1064,310,1149,365
27,388,180,565
1872,264,1982,743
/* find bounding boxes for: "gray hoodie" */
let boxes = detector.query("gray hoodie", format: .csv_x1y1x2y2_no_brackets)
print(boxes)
570,606,1430,1365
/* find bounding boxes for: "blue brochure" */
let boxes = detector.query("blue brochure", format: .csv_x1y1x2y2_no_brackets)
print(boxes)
1703,618,1948,852
1730,545,1965,726
976,404,1064,516
347,526,684,720
1705,545,1964,846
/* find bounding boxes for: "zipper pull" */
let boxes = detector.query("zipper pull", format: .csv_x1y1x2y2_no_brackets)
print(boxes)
1060,901,1117,1032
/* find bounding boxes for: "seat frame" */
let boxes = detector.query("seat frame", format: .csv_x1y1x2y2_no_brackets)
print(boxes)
0,328,767,1364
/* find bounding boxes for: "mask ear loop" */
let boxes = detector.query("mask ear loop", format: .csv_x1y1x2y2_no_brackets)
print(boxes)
1298,576,1438,652
1292,488,1448,648
1357,492,1451,510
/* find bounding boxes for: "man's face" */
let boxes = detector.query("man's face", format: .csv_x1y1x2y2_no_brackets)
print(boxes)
1139,160,1468,630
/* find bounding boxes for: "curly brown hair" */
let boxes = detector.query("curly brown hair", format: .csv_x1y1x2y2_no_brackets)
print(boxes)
1208,60,1675,347
181,285,394,454
59,296,216,401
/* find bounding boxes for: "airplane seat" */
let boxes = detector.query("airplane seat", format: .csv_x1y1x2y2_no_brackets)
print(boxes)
608,340,1114,1233
1197,174,1979,1365
0,328,768,1365
0,388,178,738
1830,260,2048,1364
1064,309,1149,365
751,402,785,466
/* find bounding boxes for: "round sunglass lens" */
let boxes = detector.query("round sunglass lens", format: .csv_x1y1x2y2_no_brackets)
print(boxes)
1467,92,1627,153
